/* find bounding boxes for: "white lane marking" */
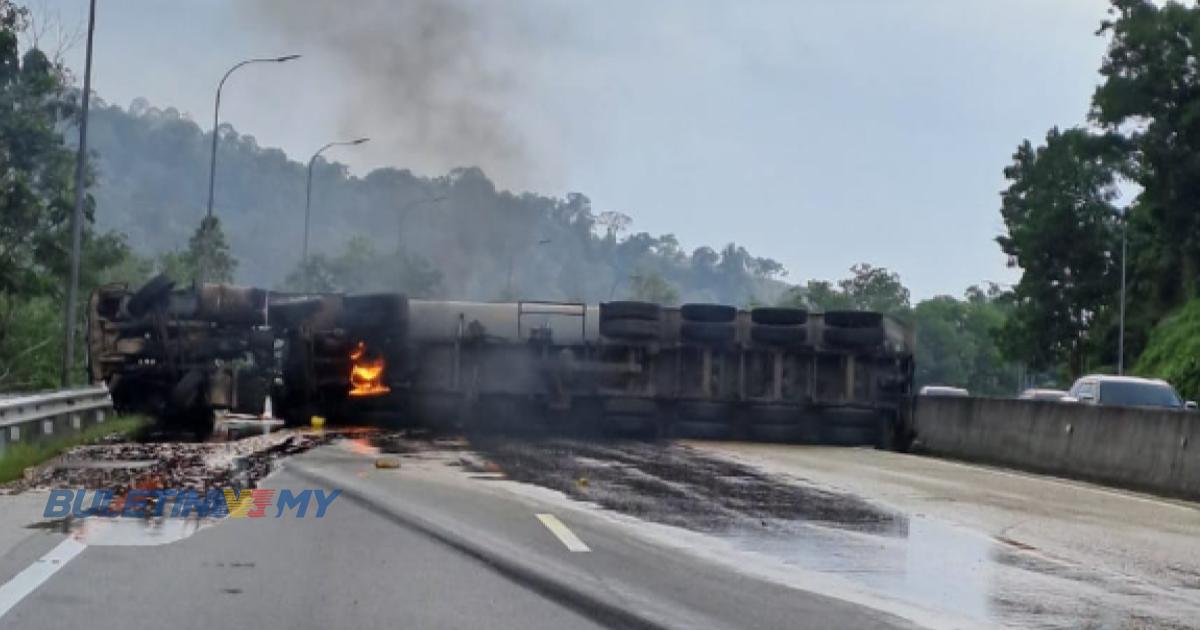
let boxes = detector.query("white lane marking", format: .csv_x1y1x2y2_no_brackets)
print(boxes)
536,513,591,552
0,537,86,620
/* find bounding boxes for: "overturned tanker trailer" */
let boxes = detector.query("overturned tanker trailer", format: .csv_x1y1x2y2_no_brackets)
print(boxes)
87,275,916,448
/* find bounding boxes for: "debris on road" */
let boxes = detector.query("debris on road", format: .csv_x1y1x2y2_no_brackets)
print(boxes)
1,430,332,496
468,437,903,536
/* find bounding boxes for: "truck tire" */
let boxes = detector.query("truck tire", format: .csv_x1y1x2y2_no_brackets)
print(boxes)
600,301,662,321
823,326,885,348
680,303,737,323
750,325,808,347
126,274,175,318
823,310,883,328
750,307,807,326
673,420,732,440
170,369,205,410
681,321,735,345
600,318,661,341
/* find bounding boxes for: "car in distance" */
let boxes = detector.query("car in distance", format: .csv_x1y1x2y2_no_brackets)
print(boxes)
1018,388,1070,402
919,385,970,397
1065,375,1197,410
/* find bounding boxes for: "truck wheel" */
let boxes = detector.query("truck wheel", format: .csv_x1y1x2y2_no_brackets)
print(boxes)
126,274,175,318
600,318,661,341
600,301,662,321
750,307,808,326
750,325,808,347
681,322,735,345
680,303,737,323
170,369,205,410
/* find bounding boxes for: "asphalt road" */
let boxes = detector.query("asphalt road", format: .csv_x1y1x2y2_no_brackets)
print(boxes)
0,442,916,630
2,436,1196,629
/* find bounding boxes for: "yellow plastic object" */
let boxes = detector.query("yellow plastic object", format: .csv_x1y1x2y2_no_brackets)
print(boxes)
310,415,326,429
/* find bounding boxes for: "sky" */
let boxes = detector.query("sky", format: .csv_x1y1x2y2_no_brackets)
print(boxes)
39,0,1113,299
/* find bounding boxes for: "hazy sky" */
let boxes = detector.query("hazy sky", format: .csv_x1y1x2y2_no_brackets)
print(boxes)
41,0,1112,299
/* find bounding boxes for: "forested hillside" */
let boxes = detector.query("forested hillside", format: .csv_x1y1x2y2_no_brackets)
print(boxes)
85,98,788,305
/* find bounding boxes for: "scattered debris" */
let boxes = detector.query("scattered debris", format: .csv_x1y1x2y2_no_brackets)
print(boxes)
469,437,904,535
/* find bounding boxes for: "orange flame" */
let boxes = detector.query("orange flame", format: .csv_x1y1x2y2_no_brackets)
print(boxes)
349,341,390,397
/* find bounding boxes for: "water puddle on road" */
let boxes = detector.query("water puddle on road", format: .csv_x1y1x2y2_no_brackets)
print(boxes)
71,516,219,546
471,438,1200,629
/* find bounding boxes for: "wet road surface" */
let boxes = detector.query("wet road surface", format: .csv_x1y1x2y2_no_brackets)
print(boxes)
0,432,1196,628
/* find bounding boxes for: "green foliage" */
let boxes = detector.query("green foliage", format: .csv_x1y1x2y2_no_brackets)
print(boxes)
628,269,679,305
0,415,149,483
1093,0,1200,308
910,286,1017,395
0,3,135,389
1132,298,1200,401
0,294,60,390
279,235,443,297
995,128,1126,376
779,264,909,315
188,216,237,284
85,105,789,304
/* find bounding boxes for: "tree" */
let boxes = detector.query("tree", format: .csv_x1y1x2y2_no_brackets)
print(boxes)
995,128,1125,376
628,269,679,305
279,235,442,297
911,286,1016,395
188,216,236,284
1092,0,1200,307
779,264,909,315
837,264,910,314
0,2,133,389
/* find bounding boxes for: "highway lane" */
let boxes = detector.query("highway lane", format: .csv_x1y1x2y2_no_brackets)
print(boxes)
688,441,1200,629
4,434,1196,629
0,441,917,630
0,467,608,630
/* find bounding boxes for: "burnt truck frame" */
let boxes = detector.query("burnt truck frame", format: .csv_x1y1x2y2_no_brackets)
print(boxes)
87,276,915,448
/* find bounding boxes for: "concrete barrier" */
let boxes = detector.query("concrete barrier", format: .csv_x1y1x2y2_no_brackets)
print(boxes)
915,396,1200,499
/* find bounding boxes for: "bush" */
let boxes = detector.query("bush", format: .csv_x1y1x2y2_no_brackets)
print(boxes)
1133,298,1200,400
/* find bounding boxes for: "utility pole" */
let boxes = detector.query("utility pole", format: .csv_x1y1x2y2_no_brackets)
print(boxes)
61,0,97,387
1118,210,1127,375
303,137,369,291
206,55,300,220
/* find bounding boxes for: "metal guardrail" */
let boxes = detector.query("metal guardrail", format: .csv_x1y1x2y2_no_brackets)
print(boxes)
0,385,113,453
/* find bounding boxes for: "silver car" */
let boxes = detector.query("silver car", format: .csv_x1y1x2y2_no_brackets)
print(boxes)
1065,375,1196,410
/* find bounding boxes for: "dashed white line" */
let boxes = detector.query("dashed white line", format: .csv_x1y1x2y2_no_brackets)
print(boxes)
0,537,86,620
536,513,591,552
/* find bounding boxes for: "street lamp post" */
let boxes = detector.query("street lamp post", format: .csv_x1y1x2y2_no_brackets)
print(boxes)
60,0,96,386
205,54,300,220
303,138,370,291
1118,209,1128,375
